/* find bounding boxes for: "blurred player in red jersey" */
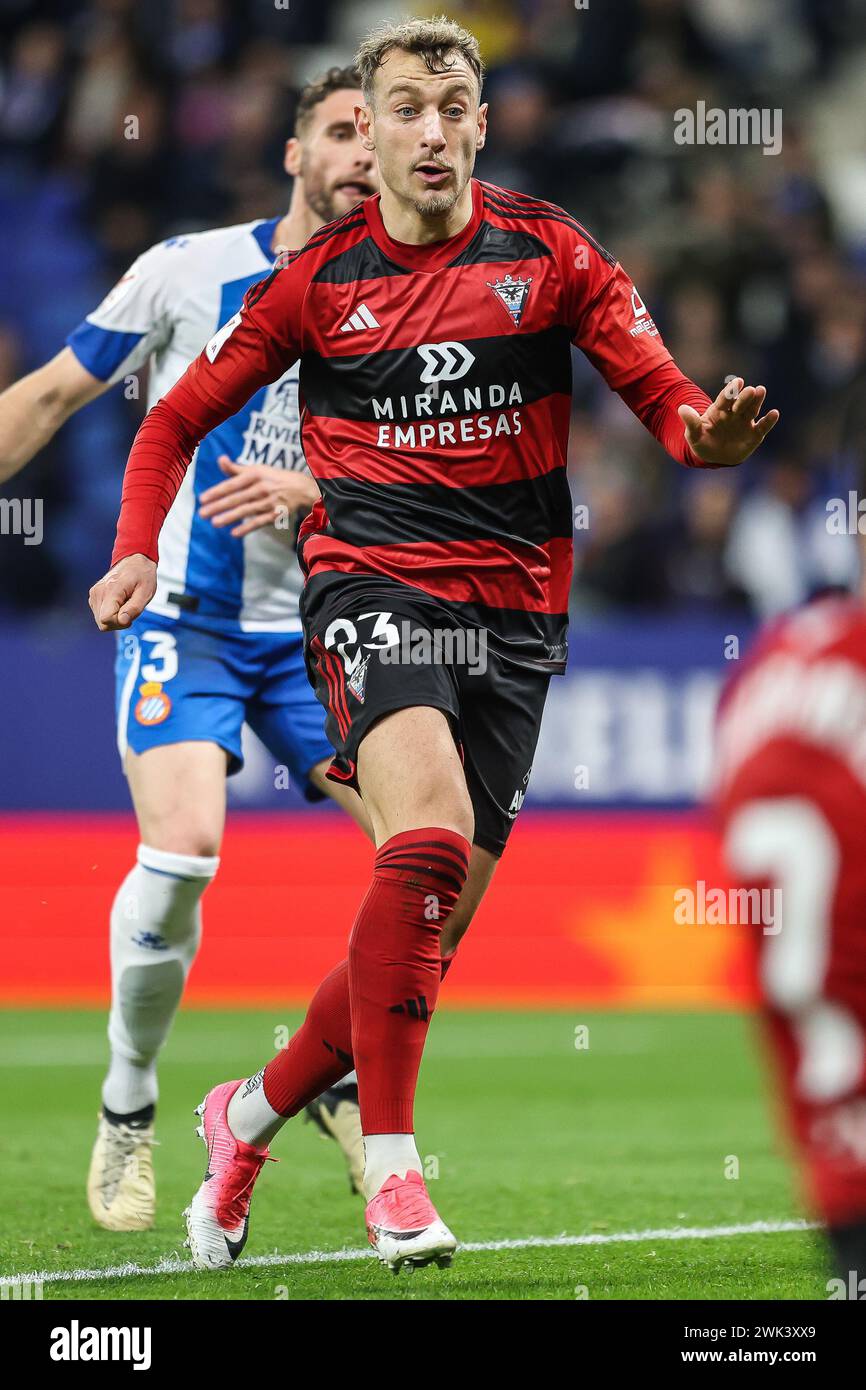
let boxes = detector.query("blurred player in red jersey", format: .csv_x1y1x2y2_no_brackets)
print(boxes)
715,580,866,1286
88,16,778,1272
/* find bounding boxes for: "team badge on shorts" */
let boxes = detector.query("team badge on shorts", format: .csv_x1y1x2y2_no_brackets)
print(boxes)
134,680,172,726
347,654,371,704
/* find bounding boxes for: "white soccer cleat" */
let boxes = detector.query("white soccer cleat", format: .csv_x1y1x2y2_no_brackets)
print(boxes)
365,1170,457,1273
183,1080,273,1270
87,1112,156,1232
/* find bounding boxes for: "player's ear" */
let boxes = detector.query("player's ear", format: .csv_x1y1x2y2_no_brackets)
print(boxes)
283,138,302,178
356,103,375,152
476,102,488,151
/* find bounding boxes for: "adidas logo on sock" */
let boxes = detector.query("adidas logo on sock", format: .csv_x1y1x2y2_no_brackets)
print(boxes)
389,996,429,1021
339,302,380,333
323,1039,353,1068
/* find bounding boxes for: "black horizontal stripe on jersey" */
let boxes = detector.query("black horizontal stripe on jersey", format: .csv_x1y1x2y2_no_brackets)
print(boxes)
299,324,572,422
303,570,569,671
317,471,574,550
446,222,554,268
312,234,410,283
482,187,616,266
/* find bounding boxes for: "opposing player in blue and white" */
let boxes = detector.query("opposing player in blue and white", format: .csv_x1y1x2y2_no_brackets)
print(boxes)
0,67,376,1229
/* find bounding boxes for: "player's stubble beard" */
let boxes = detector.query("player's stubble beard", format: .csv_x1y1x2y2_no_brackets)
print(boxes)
302,179,341,226
411,188,459,219
404,152,474,219
408,142,477,221
300,149,355,226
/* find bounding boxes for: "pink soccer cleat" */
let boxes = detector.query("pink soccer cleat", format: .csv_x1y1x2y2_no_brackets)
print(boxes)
365,1170,457,1273
183,1080,273,1270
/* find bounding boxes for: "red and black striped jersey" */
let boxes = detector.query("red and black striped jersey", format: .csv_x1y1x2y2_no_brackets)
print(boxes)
112,178,710,670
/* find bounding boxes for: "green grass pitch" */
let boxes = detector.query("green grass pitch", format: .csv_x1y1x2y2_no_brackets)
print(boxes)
0,1009,832,1300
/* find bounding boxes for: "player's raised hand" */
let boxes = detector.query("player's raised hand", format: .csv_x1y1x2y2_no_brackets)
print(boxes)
678,379,779,467
88,554,156,631
198,456,321,538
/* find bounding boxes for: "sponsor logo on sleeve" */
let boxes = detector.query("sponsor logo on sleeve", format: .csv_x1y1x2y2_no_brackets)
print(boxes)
205,311,242,362
629,286,659,338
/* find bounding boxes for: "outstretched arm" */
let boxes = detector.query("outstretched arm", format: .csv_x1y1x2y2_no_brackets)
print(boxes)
618,363,779,467
0,348,108,484
566,232,779,467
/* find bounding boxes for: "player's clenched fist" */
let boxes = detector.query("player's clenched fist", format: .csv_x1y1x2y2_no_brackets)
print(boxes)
88,553,156,631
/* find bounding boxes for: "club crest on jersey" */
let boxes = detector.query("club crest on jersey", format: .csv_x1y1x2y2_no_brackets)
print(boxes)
487,273,532,327
347,654,371,704
134,681,172,726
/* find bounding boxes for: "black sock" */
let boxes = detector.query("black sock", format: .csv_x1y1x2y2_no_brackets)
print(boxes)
103,1101,155,1128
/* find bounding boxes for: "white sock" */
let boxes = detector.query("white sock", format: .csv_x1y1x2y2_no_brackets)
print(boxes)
363,1133,422,1198
227,1069,286,1147
226,1069,358,1147
102,844,218,1116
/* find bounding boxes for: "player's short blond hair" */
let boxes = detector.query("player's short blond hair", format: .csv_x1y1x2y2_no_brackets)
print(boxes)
355,15,485,106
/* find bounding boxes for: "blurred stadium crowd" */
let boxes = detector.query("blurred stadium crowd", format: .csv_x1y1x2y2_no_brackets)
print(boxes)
2,0,866,622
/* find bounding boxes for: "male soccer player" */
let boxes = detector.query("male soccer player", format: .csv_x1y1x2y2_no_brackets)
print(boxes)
715,586,866,1288
89,16,778,1270
0,67,383,1228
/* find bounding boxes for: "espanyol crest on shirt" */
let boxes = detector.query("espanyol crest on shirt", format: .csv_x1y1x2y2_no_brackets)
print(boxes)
487,273,532,327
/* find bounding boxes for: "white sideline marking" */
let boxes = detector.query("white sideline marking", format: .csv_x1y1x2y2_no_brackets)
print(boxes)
0,1219,818,1288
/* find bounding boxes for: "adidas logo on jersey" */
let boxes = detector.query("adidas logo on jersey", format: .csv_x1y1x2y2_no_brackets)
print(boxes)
339,303,380,333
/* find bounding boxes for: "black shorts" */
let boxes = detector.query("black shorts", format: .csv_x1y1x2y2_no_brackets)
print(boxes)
302,577,551,857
